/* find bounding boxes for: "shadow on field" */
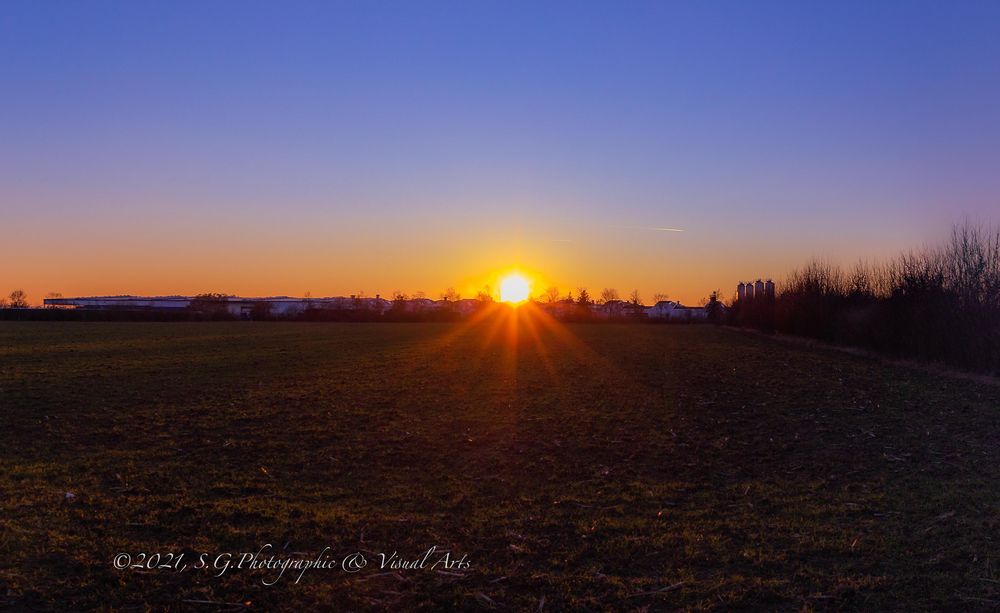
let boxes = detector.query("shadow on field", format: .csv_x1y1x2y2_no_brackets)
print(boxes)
1,316,999,610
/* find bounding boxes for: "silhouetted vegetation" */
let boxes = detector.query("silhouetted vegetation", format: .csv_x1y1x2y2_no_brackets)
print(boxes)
8,289,29,308
0,308,199,322
732,222,1000,374
706,291,725,323
476,285,493,303
187,293,235,320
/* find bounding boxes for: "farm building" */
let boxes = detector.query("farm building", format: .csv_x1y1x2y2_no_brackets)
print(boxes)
645,300,714,321
591,300,647,320
736,279,775,302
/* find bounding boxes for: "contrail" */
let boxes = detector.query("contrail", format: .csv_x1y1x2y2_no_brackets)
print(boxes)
617,225,685,232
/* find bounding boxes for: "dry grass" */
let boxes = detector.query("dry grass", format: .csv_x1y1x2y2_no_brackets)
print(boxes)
1,314,999,610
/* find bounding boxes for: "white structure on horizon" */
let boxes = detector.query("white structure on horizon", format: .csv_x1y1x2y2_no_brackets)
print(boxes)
43,295,393,318
736,279,776,301
645,300,711,321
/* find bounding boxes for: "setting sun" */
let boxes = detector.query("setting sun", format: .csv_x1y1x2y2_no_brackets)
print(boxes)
499,273,531,304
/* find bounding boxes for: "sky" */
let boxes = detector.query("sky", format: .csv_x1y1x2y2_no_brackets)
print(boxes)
3,1,1000,305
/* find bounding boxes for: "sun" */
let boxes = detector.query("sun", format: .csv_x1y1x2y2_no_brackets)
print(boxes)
499,273,531,304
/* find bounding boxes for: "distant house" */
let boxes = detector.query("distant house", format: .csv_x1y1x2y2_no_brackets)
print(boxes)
539,299,578,318
621,302,647,319
645,300,712,321
347,296,392,314
453,298,480,316
593,300,624,319
404,298,439,313
592,300,645,320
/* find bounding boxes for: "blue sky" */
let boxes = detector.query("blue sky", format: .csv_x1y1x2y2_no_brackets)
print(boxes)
3,1,999,302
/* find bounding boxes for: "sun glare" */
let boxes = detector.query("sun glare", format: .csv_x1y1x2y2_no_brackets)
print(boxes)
499,273,531,304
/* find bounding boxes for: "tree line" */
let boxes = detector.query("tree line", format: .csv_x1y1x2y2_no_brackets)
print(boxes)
731,221,1000,374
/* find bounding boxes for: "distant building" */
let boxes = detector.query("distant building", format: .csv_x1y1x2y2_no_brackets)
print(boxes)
645,300,713,321
43,295,392,319
45,293,724,322
44,296,192,310
539,299,577,319
593,299,623,319
453,298,480,316
403,297,438,313
735,278,776,302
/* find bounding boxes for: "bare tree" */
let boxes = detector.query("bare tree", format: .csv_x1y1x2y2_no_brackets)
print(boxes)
599,288,620,304
652,292,670,303
628,289,642,305
848,260,874,298
390,290,408,312
441,287,460,302
545,286,560,303
759,221,1000,372
8,290,28,308
476,285,493,303
413,290,426,300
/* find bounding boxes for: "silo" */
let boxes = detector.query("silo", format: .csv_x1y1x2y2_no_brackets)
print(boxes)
737,282,746,302
754,279,765,298
764,279,775,298
745,281,755,301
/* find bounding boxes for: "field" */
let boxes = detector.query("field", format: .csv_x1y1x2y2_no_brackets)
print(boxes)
2,313,999,610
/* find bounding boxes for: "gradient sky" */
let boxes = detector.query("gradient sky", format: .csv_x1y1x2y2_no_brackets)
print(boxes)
3,1,1000,304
